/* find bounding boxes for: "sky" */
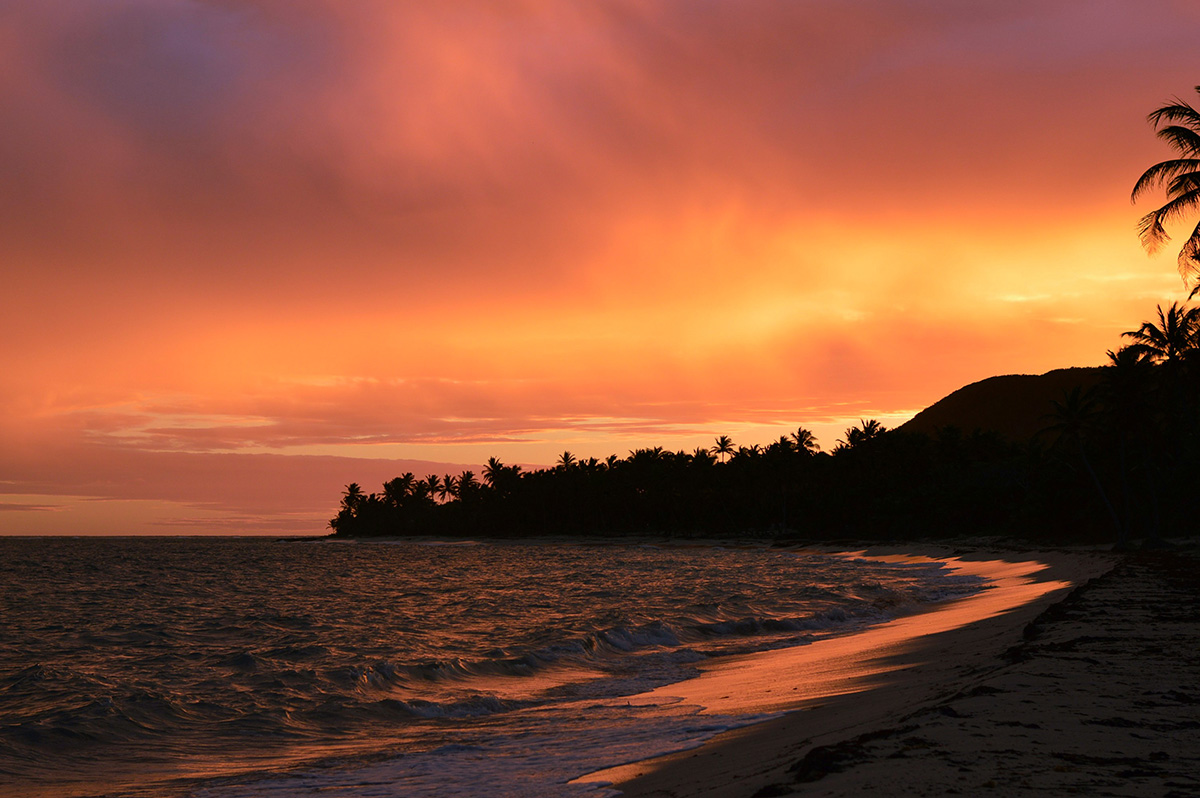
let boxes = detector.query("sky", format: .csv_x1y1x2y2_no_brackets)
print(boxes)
2,0,1198,535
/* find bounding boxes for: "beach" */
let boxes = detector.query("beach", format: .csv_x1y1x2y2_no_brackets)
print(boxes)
590,545,1200,797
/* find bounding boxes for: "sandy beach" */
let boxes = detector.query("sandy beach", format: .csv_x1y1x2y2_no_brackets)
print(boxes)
583,544,1200,797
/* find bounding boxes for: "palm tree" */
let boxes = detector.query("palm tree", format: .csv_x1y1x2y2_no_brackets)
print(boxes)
382,473,415,507
424,474,442,502
456,470,478,499
836,419,885,452
557,451,577,469
731,444,762,461
483,459,521,494
441,474,458,501
1122,302,1200,498
341,482,364,512
1132,86,1200,285
1043,386,1127,547
791,427,820,454
1121,302,1200,366
627,447,665,466
411,478,432,503
1103,346,1159,542
483,457,506,487
710,435,735,463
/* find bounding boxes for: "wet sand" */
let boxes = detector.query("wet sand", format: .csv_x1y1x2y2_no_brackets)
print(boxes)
579,545,1200,797
603,552,1076,718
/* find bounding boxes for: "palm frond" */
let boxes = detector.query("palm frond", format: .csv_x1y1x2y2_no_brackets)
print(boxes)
1131,158,1200,201
1167,172,1200,197
1138,191,1200,253
1137,209,1170,253
1147,99,1200,130
1120,342,1159,363
1155,125,1200,156
1106,345,1152,368
1184,301,1200,327
1122,318,1165,348
1179,220,1200,286
1160,189,1200,223
1137,90,1200,278
1122,303,1199,356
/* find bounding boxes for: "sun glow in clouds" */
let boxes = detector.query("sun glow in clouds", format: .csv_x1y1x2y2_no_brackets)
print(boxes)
1,1,1197,532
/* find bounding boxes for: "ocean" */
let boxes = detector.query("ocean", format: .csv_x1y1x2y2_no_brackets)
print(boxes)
0,537,986,797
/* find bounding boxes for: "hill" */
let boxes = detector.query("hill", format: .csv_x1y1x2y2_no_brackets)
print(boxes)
898,367,1104,442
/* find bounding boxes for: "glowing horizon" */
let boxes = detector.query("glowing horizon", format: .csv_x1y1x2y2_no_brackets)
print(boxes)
2,1,1197,534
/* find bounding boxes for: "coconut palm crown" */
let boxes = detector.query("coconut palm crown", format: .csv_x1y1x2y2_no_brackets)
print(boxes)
710,435,735,462
1121,302,1200,366
1132,85,1200,286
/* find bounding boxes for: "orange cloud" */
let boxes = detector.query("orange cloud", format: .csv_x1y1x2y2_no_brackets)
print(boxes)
2,1,1197,532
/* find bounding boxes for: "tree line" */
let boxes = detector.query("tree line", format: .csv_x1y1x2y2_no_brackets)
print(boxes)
327,302,1200,546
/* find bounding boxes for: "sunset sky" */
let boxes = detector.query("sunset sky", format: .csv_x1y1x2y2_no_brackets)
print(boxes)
3,1,1198,534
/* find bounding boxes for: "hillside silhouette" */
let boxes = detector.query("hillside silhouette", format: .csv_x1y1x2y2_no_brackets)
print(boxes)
898,367,1104,442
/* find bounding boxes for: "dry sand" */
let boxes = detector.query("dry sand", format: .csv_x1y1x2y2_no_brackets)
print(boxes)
581,544,1200,797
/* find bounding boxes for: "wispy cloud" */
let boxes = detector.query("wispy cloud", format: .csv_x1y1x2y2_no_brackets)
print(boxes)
0,502,60,513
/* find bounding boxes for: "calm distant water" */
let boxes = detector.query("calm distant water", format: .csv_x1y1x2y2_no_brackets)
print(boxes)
0,538,985,798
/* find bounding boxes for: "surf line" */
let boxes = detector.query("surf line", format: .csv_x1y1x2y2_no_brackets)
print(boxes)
576,551,1079,790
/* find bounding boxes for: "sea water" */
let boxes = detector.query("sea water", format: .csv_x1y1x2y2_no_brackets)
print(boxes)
0,537,986,797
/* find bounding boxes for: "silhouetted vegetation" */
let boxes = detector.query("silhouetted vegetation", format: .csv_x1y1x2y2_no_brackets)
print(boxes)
1133,85,1200,286
328,302,1200,547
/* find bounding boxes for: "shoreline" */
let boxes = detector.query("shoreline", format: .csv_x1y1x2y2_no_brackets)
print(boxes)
579,544,1117,797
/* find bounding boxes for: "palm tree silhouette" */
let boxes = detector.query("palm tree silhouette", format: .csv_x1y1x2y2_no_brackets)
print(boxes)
382,473,415,507
483,457,506,487
1043,386,1127,547
1103,346,1160,542
557,451,577,469
341,483,364,512
711,435,735,463
791,427,820,454
627,447,665,465
424,474,442,502
1122,302,1200,367
456,470,478,499
731,444,762,461
1133,86,1200,285
836,419,885,451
